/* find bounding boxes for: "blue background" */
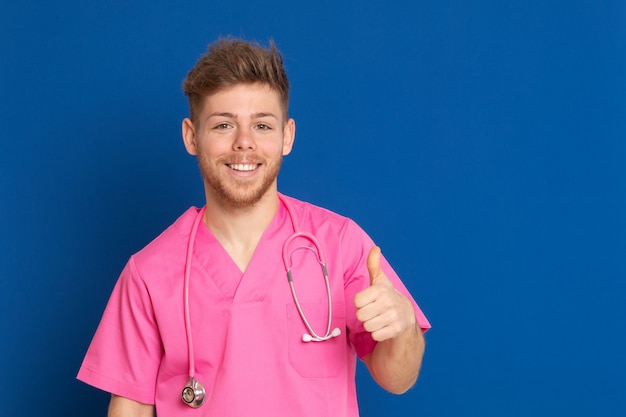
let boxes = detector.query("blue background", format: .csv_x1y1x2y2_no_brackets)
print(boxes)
1,1,625,416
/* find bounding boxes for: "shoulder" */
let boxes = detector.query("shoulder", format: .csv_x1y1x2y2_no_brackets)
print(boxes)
280,194,350,226
130,207,201,277
279,194,371,243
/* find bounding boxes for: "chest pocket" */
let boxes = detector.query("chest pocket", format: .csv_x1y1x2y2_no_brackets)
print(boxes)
286,303,347,378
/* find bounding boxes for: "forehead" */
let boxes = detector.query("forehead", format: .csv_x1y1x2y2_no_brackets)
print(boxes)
200,83,283,115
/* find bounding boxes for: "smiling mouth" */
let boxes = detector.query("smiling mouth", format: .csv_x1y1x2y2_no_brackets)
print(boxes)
227,163,260,172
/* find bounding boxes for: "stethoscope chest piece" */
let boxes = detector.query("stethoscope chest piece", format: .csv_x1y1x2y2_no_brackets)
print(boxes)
182,377,206,408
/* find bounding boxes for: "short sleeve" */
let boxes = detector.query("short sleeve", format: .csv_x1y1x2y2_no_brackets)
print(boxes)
77,257,163,404
340,220,430,359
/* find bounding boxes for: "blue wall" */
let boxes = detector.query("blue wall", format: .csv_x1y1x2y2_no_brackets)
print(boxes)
1,1,624,416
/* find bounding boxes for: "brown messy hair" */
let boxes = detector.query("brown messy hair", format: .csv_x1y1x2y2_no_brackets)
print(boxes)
182,37,290,123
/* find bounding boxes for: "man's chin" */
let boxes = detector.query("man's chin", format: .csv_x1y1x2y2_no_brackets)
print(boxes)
210,184,272,209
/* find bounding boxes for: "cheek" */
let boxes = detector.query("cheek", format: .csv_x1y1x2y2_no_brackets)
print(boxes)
257,139,286,157
197,138,229,157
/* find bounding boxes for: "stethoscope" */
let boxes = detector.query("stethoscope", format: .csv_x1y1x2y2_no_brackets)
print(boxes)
181,194,341,408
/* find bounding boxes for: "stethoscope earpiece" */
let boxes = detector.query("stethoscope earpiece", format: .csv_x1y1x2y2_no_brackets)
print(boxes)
182,377,206,408
302,327,342,343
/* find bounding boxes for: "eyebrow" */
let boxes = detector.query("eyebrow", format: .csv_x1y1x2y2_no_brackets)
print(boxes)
253,112,279,119
206,112,279,120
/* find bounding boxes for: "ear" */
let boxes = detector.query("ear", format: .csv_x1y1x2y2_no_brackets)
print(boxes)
182,118,198,156
282,118,296,156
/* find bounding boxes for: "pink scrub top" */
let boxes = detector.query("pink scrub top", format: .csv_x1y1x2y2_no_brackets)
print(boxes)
77,194,430,416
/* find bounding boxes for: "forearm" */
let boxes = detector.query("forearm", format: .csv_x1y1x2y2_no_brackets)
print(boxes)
364,322,426,394
108,395,155,417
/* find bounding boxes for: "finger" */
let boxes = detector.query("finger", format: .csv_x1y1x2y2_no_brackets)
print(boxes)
354,286,377,309
367,246,383,286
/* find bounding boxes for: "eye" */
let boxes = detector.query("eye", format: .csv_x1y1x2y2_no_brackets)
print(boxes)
256,123,271,131
214,123,231,130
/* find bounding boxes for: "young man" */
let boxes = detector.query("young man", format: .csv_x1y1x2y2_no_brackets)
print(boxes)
78,38,430,417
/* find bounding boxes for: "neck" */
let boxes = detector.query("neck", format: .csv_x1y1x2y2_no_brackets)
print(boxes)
202,190,280,272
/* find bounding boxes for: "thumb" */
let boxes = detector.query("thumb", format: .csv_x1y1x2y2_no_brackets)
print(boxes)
367,246,384,286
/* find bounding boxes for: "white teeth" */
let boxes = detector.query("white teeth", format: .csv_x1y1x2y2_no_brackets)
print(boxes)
230,164,257,172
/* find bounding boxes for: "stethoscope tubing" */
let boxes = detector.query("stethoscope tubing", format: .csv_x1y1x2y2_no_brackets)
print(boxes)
283,231,335,342
279,195,337,341
184,205,206,378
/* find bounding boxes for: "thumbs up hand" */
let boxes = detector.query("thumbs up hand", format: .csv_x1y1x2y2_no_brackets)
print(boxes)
354,246,416,342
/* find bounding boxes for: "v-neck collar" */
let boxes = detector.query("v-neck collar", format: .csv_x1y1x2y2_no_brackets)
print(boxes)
192,201,289,302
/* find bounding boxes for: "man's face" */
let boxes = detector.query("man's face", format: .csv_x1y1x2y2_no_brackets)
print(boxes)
182,83,295,208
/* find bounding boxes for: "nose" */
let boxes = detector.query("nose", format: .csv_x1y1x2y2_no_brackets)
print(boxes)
233,127,255,151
